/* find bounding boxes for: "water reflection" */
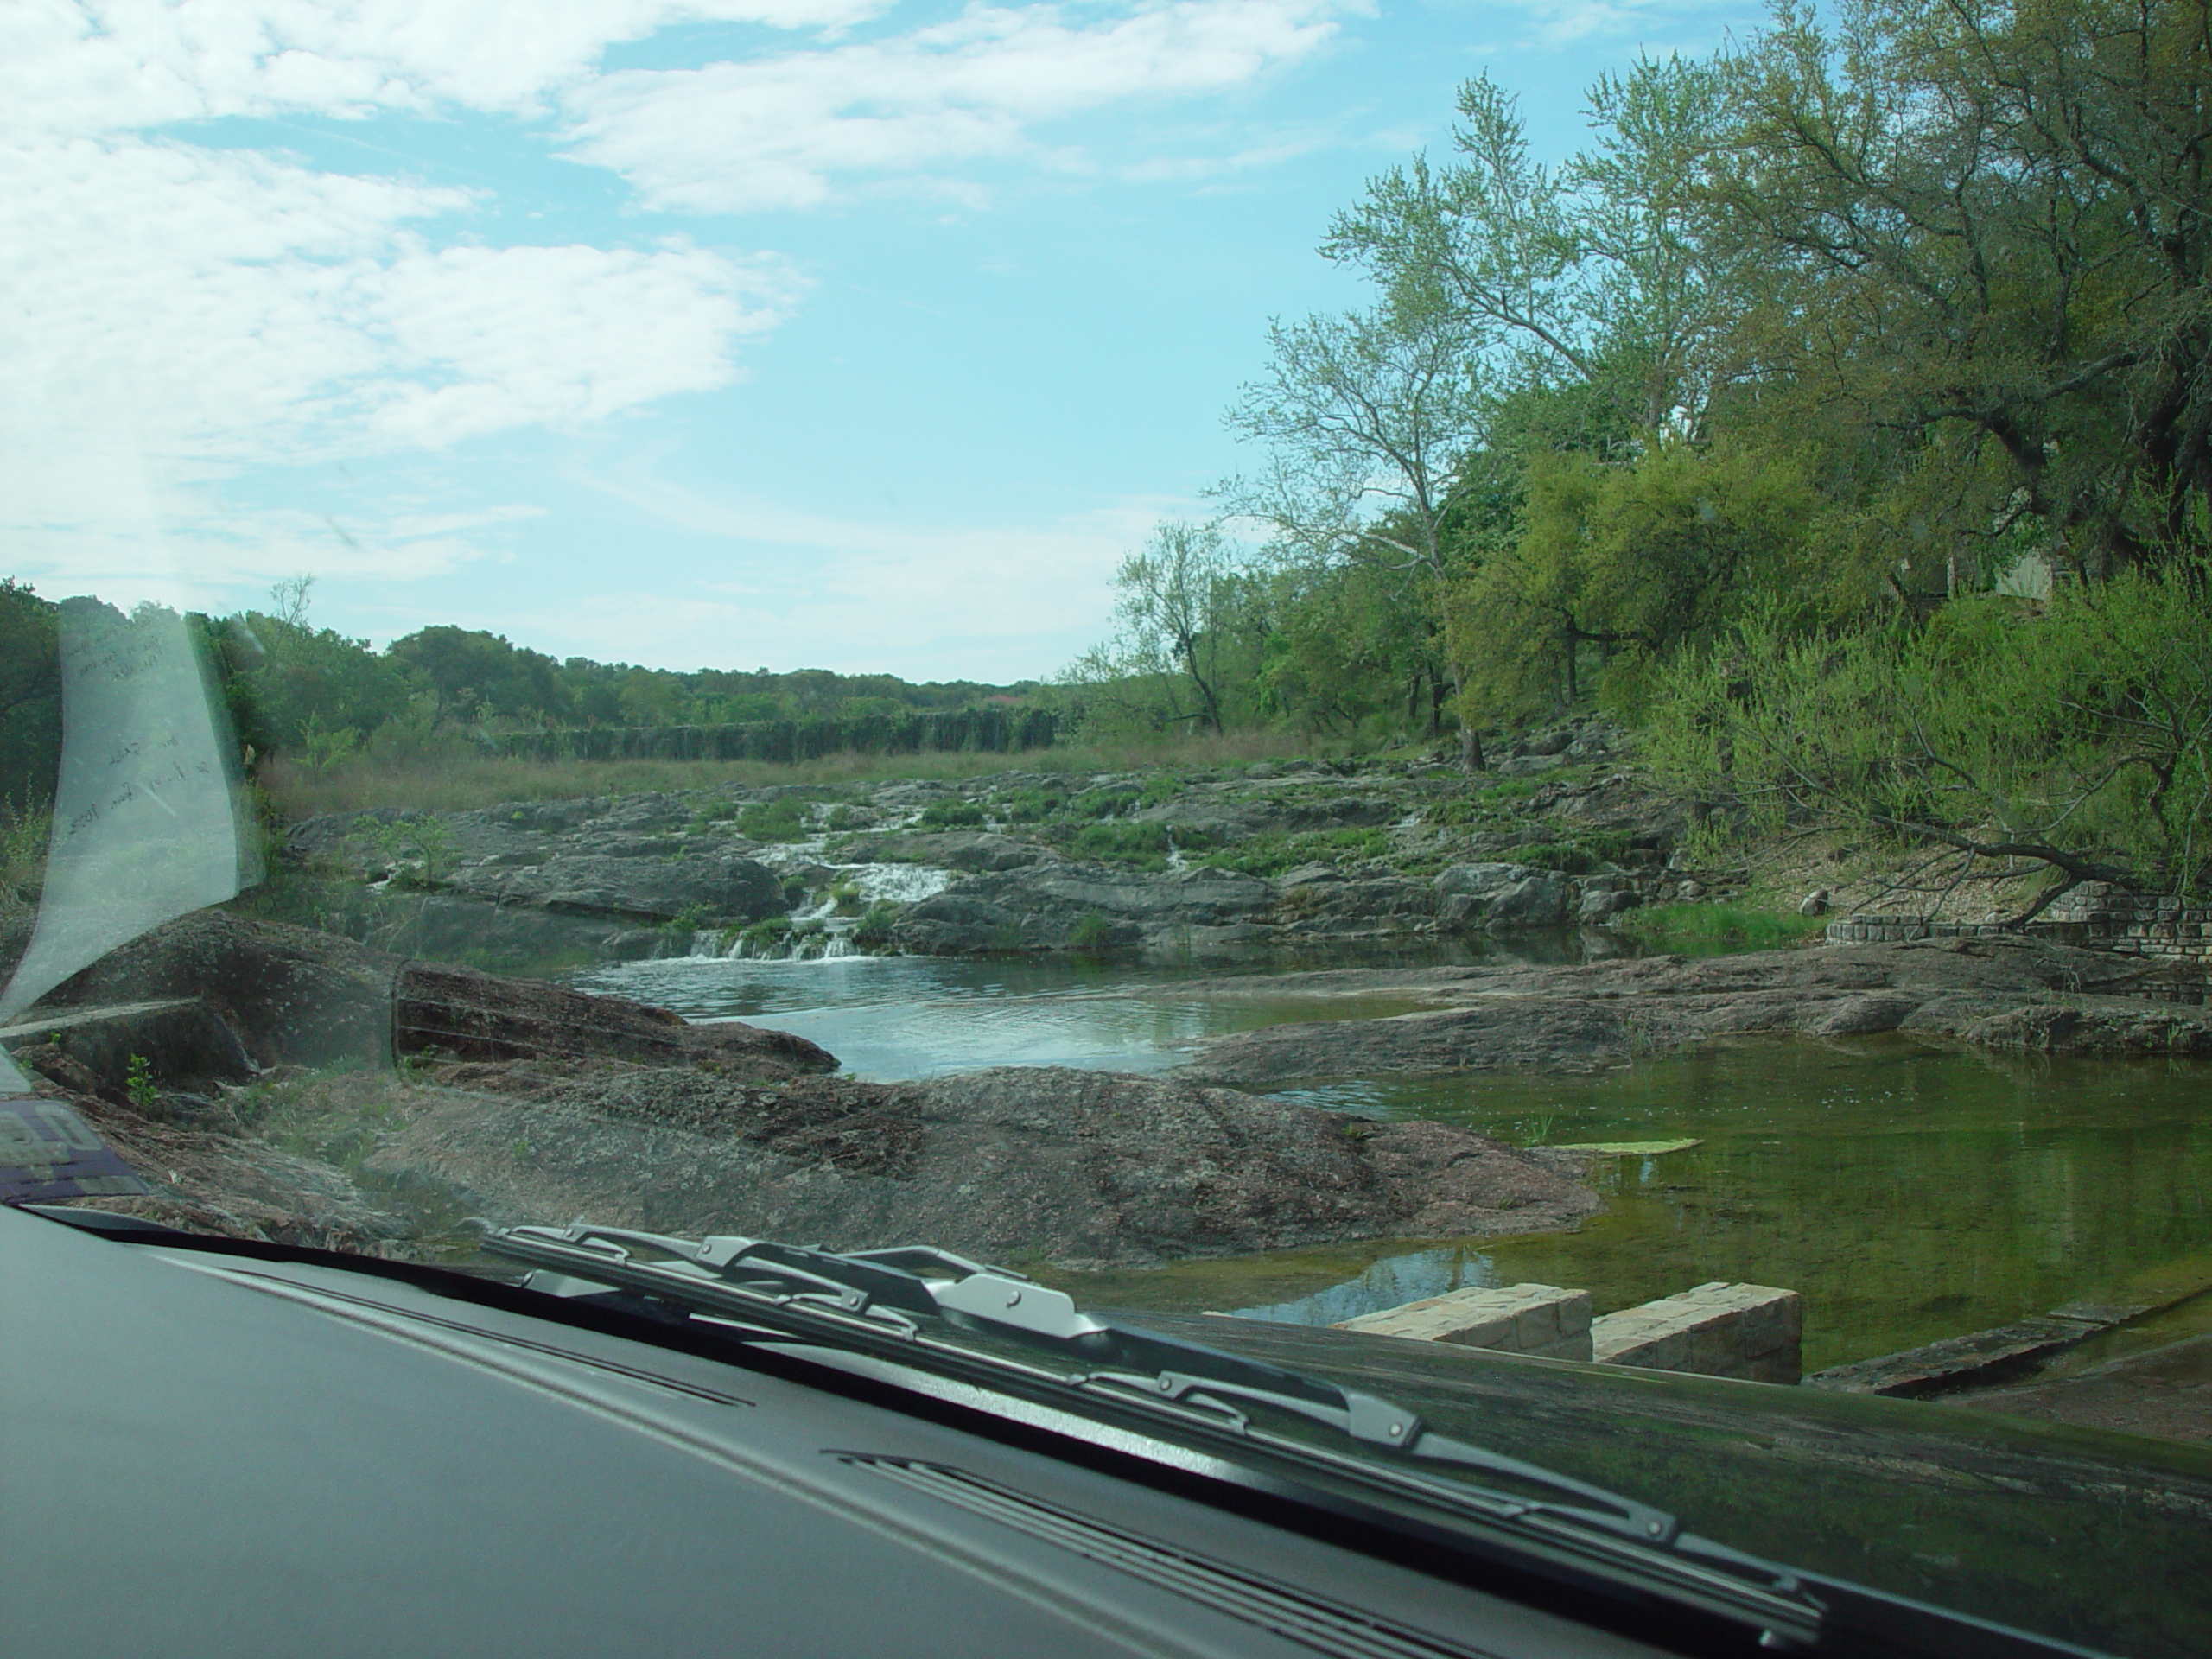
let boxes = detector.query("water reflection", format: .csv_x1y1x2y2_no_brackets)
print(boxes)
574,950,2212,1371
573,948,1496,1079
1227,1246,1501,1325
1075,1038,2212,1370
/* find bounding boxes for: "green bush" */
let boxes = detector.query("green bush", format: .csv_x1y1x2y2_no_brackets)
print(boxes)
1071,786,1141,819
1619,903,1827,956
918,798,986,828
736,798,810,842
1647,568,2212,900
995,786,1066,822
739,918,788,954
1196,827,1389,877
1503,833,1630,875
1066,821,1172,868
852,900,901,948
1067,912,1116,957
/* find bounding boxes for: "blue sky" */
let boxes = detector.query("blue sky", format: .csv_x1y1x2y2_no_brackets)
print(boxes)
5,0,1769,683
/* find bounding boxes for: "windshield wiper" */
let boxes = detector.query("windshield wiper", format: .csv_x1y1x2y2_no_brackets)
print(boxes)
482,1221,1824,1646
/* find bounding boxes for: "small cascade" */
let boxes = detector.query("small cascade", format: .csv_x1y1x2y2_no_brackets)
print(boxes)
671,861,948,963
1165,829,1187,872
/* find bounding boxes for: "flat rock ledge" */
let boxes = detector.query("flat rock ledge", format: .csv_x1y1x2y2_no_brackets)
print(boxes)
1175,936,2212,1084
3,913,1600,1269
367,1062,1600,1271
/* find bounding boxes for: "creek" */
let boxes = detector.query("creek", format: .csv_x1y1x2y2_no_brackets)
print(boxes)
573,945,2212,1374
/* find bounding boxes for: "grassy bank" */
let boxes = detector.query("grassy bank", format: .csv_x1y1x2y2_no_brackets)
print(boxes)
1620,902,1828,957
259,727,1356,818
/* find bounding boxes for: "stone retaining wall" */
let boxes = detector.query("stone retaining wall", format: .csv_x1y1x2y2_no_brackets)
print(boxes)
1827,881,2212,962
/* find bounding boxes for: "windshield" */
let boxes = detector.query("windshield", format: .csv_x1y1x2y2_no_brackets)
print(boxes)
8,3,2212,1656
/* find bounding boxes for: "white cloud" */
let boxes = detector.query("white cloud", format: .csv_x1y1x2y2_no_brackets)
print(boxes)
3,0,1366,652
0,0,888,137
0,132,798,575
560,465,1171,676
562,0,1362,212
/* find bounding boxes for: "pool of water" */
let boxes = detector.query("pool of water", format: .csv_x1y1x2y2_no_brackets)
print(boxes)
573,947,1506,1078
1058,1038,2212,1371
572,950,2212,1373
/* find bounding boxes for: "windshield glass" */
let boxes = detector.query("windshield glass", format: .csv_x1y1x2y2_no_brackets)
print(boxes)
9,3,2212,1656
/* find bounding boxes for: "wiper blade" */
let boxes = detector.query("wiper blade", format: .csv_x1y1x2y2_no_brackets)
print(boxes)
482,1222,1821,1643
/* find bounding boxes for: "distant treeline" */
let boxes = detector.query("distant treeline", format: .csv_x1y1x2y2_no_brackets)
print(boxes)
0,580,1046,807
494,705,1058,765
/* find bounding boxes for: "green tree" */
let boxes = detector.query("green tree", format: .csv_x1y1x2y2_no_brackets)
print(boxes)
1707,0,2212,575
387,626,570,728
1458,439,1824,718
1223,301,1494,766
1647,565,2212,907
0,580,60,810
1327,59,1749,442
1061,522,1261,736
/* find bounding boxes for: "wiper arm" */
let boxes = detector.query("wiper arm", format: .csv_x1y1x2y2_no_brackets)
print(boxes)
1069,1366,1680,1548
489,1222,1688,1550
489,1224,1682,1539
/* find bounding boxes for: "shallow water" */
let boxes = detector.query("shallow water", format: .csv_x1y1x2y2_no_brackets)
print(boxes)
573,950,2212,1373
574,946,1515,1078
1063,1038,2212,1371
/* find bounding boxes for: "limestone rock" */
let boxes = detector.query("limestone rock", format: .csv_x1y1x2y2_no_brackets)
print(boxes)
1578,887,1637,924
366,1064,1601,1270
1487,875,1571,929
893,862,1275,955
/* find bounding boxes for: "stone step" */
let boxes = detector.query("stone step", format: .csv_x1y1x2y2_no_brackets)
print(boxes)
1332,1282,1592,1361
1802,1300,2163,1398
1591,1282,1803,1384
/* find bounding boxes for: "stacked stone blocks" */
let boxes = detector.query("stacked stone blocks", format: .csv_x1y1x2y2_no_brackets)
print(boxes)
1588,1282,1803,1384
1333,1282,1593,1361
1335,1279,1803,1384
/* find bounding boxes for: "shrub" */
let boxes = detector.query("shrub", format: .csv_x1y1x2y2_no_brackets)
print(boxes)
918,798,986,829
1619,903,1826,956
996,786,1066,822
739,918,788,953
1067,822,1172,868
1067,912,1116,957
1071,786,1142,819
1195,827,1389,877
736,798,810,842
852,900,901,948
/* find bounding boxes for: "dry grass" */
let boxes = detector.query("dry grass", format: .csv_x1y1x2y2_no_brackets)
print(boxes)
258,726,1358,818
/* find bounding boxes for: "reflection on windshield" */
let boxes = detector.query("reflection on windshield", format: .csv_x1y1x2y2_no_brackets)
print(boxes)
1,603,257,1091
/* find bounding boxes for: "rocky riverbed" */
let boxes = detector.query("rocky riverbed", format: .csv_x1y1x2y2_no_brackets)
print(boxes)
1173,933,2212,1082
274,729,1696,968
5,913,1595,1267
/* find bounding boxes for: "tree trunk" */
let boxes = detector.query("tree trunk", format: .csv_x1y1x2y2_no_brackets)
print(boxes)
1444,660,1485,772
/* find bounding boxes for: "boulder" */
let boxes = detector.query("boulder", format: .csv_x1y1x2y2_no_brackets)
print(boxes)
1578,887,1637,924
893,862,1276,955
449,849,783,925
18,911,830,1087
1435,862,1535,928
1486,875,1571,929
